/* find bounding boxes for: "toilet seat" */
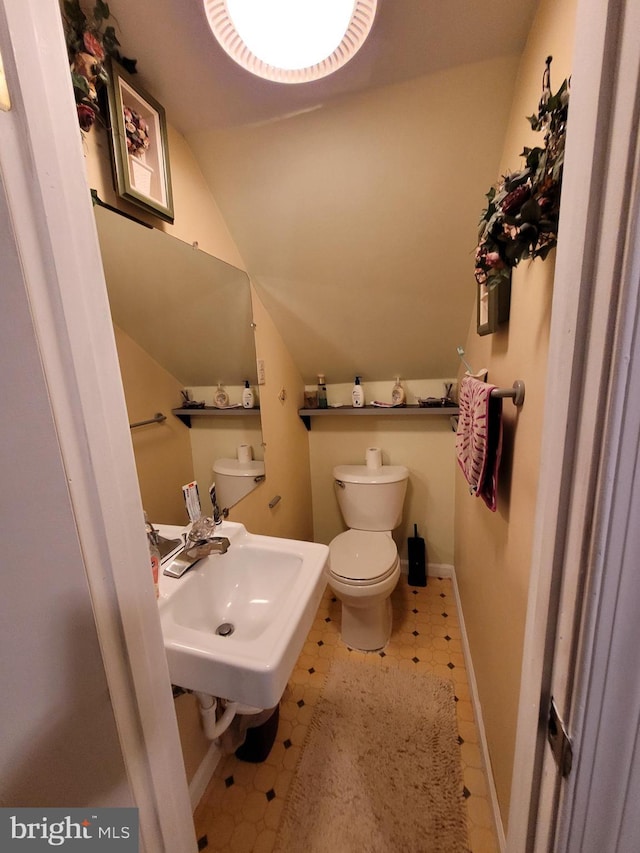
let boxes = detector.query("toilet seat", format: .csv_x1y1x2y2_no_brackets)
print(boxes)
329,530,398,585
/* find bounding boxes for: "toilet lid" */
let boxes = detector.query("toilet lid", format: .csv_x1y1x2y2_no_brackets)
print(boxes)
329,530,397,582
213,459,265,477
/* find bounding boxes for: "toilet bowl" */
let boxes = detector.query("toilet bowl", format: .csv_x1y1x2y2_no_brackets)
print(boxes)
328,529,401,650
328,460,409,651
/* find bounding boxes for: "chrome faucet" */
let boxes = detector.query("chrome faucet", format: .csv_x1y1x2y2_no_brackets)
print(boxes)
163,533,231,578
197,536,231,555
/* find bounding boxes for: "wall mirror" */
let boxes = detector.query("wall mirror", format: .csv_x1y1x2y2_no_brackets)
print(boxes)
94,203,264,516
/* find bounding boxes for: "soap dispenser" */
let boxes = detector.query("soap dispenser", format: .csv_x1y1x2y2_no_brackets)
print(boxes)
391,376,406,406
352,376,365,408
242,380,254,408
317,374,328,409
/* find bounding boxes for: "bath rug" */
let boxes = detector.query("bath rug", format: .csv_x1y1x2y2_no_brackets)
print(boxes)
274,660,468,853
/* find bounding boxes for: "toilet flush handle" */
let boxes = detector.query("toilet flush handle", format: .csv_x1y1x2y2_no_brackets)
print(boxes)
335,479,346,489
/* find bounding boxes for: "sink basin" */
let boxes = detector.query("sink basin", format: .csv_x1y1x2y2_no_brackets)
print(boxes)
156,522,329,708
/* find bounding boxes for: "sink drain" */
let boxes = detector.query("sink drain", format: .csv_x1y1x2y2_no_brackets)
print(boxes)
215,622,235,637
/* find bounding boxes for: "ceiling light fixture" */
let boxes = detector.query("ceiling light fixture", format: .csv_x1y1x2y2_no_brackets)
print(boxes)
204,0,377,84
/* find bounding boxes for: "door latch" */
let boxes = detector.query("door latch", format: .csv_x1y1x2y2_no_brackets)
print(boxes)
547,697,573,778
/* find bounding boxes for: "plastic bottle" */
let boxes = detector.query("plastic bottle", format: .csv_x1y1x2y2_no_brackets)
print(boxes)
242,380,254,408
317,374,328,409
145,513,160,599
352,376,365,408
391,376,406,406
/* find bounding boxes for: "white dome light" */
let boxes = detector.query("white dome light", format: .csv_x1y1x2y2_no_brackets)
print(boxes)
204,0,377,84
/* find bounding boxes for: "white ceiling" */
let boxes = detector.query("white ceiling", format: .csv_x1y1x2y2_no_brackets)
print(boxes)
106,0,538,133
101,0,540,384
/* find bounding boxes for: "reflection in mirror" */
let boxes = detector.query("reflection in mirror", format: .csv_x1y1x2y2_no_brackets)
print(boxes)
94,204,264,522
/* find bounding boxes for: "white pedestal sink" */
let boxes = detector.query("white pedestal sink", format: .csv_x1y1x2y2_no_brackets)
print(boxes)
156,522,328,709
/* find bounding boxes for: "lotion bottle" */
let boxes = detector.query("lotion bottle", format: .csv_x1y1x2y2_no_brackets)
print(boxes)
242,380,254,408
317,374,328,409
391,376,405,406
352,376,365,408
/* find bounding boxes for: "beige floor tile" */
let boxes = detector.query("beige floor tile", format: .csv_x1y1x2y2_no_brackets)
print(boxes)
461,741,484,770
468,825,501,853
252,763,278,794
229,821,258,853
467,793,497,830
464,765,489,797
253,828,277,853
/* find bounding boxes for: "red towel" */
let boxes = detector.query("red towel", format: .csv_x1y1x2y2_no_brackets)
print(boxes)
455,375,503,511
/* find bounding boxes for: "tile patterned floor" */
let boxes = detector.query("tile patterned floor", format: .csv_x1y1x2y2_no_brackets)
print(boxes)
194,578,500,853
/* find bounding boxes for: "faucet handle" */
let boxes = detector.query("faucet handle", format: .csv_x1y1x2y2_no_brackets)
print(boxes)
209,483,223,525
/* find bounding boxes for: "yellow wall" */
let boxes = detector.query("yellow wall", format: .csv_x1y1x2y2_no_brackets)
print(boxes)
454,0,577,829
189,56,520,385
310,418,456,564
307,378,458,564
114,326,193,524
230,288,314,542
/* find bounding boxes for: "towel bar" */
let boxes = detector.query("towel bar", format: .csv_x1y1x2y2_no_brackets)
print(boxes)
490,380,525,407
129,412,167,429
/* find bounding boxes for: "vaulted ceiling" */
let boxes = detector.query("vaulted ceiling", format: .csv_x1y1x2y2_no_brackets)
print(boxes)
103,0,539,383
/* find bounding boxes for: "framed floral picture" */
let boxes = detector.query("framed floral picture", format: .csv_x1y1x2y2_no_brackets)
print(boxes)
105,59,174,223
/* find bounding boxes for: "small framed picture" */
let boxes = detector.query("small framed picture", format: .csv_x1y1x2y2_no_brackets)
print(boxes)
105,59,174,223
477,274,511,336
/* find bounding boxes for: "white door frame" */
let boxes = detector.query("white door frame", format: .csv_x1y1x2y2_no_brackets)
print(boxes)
0,2,196,850
557,121,640,851
508,0,640,848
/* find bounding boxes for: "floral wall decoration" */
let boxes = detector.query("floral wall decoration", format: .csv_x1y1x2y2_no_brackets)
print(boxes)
123,105,150,158
62,0,136,132
474,57,570,293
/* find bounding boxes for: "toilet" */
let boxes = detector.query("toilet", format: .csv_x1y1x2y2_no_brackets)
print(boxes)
328,461,409,651
212,451,265,511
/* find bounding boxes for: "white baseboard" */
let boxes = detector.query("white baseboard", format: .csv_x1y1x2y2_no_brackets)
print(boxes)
399,558,454,579
449,567,507,852
189,740,222,811
427,562,454,578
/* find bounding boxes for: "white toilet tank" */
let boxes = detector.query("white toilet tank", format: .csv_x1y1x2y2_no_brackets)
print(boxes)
212,458,265,509
333,464,409,531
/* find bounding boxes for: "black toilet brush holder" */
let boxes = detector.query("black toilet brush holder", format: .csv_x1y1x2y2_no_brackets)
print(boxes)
408,523,427,587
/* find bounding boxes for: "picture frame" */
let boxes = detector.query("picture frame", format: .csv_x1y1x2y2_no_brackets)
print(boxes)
105,59,174,223
477,274,511,336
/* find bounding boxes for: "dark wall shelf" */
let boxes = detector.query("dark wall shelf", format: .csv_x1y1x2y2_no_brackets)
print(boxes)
297,404,459,430
172,406,261,428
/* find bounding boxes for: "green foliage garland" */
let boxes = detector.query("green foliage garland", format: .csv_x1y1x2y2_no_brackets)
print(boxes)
62,0,136,132
474,57,570,288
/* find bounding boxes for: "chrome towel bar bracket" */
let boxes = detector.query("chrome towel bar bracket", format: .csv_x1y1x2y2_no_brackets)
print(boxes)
129,412,167,429
490,380,525,407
